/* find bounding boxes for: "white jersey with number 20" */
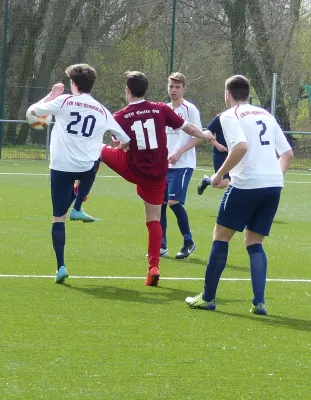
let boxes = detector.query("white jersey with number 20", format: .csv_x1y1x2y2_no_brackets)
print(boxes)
33,93,129,172
220,104,292,189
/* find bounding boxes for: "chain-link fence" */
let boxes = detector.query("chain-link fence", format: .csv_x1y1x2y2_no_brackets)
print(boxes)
0,120,50,160
1,1,311,159
1,119,309,170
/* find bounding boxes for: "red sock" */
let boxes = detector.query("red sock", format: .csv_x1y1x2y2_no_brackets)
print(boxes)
146,220,162,270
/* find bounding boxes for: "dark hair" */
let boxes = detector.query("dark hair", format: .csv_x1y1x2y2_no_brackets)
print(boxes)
124,71,148,97
225,75,250,101
65,63,96,93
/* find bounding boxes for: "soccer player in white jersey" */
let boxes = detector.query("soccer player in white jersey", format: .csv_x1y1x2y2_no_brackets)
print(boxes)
186,75,293,315
160,72,226,259
31,64,130,284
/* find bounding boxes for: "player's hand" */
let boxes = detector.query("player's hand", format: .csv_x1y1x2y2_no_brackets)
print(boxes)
202,130,215,142
116,142,129,151
214,141,227,152
50,83,65,97
211,172,223,188
168,151,182,165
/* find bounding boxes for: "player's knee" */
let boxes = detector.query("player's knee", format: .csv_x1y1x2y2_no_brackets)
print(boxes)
168,200,179,207
244,230,265,248
145,203,161,222
213,223,235,241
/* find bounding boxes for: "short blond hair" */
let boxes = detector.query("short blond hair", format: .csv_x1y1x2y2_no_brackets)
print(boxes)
168,72,186,87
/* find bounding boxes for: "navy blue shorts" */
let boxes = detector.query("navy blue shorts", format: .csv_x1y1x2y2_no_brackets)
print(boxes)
163,168,193,204
51,161,99,217
213,152,230,180
217,185,282,236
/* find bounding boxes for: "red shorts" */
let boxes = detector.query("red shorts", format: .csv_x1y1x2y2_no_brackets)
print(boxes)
101,145,166,205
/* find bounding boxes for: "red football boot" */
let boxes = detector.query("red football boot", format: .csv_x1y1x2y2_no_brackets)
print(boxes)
145,267,160,287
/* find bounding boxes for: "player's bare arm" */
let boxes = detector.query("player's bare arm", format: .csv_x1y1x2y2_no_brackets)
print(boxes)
279,149,293,174
168,138,201,165
31,83,65,116
201,129,227,152
183,123,215,141
44,83,65,101
213,140,227,152
211,142,248,187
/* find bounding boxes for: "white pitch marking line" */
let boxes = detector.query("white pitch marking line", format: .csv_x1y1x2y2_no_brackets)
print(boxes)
284,181,311,184
0,274,310,282
1,169,311,177
0,172,120,178
190,178,311,184
196,168,311,176
1,172,311,184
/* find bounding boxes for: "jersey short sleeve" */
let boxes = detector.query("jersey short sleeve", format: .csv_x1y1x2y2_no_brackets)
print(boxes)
273,118,292,155
105,109,130,144
32,95,69,116
220,112,247,149
188,105,202,131
163,104,186,131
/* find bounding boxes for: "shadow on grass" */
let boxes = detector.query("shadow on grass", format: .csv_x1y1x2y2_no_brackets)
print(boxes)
273,220,287,225
166,256,207,266
63,283,248,307
226,264,249,272
167,256,249,272
216,310,311,332
63,283,200,304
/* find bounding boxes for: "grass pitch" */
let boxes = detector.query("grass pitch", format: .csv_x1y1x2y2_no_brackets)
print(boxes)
0,160,310,399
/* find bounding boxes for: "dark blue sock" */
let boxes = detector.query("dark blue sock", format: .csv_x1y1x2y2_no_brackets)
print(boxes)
170,203,193,244
70,189,76,206
247,244,267,305
73,179,94,211
203,241,229,302
160,203,168,248
52,222,65,270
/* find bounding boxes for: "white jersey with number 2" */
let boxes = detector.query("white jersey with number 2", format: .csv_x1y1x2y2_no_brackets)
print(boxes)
220,104,292,189
33,93,129,172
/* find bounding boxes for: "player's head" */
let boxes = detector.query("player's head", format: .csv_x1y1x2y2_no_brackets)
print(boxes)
65,64,96,94
225,75,250,107
168,72,186,102
124,71,148,102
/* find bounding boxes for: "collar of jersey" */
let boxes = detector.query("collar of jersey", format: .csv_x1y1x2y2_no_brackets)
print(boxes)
128,99,146,105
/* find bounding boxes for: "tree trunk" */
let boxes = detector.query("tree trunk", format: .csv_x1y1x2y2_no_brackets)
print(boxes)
15,124,30,145
4,0,51,144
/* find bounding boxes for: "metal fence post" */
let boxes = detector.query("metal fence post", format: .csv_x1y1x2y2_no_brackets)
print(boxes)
271,72,277,116
0,0,9,159
45,124,51,161
169,0,177,74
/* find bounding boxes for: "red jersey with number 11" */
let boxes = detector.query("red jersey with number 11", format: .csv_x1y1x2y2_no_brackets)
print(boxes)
113,100,186,181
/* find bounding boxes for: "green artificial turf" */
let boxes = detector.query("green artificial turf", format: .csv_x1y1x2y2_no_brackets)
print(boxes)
0,160,310,399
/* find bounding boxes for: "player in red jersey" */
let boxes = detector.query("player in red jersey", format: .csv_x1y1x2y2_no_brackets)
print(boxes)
101,71,215,286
